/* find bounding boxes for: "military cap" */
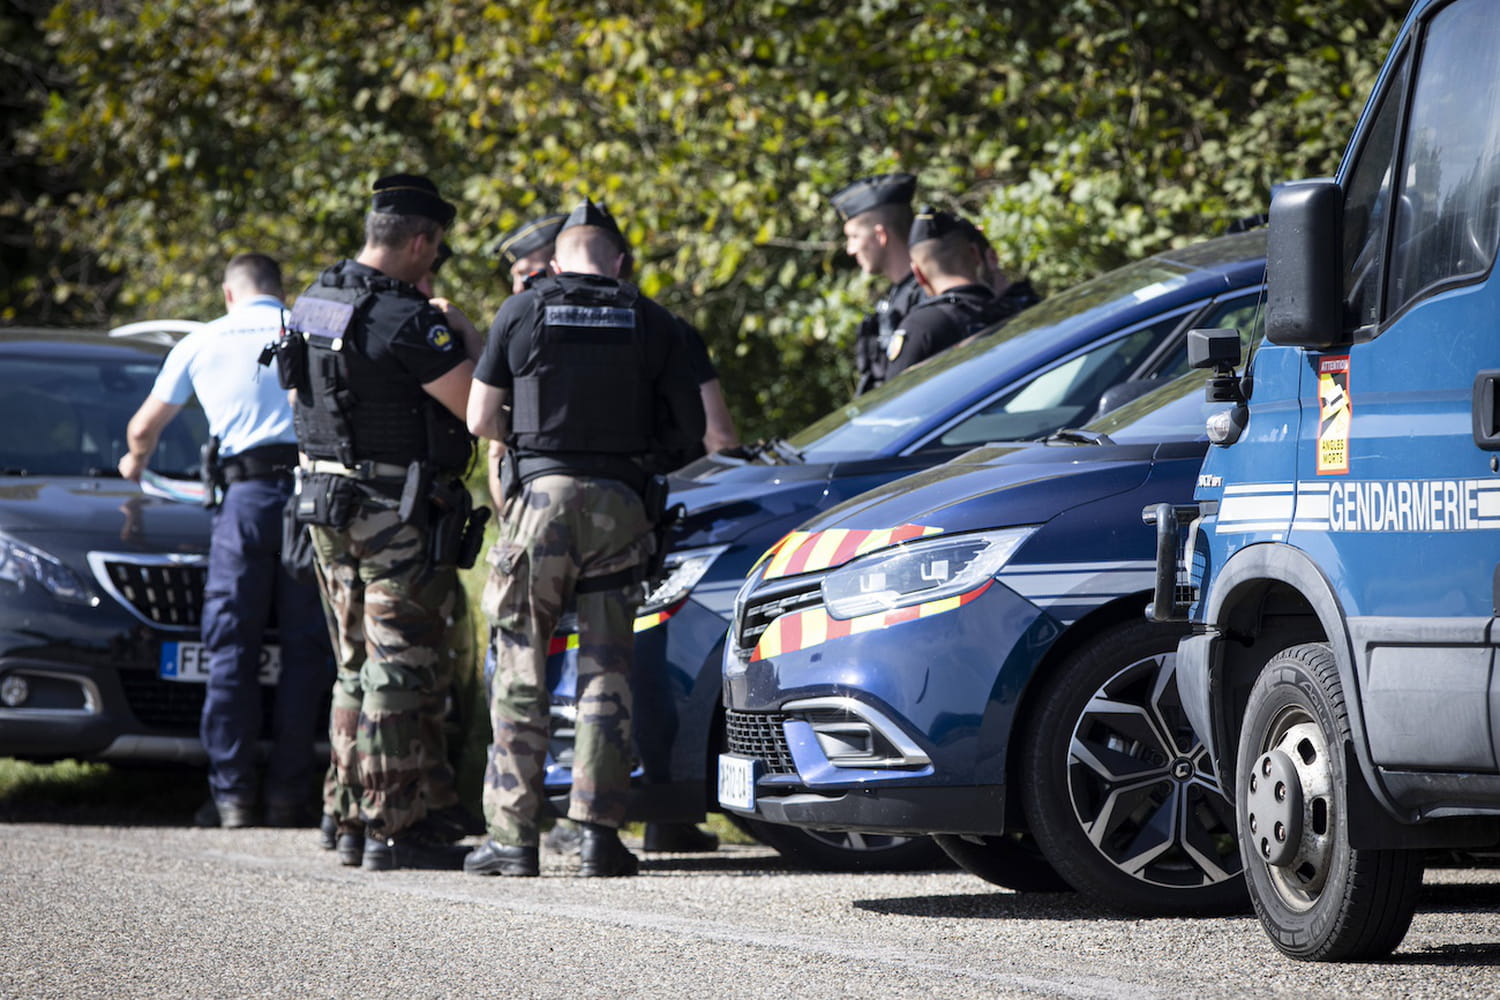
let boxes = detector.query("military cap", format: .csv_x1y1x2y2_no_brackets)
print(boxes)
956,217,993,250
494,213,567,265
371,173,456,226
830,172,917,221
907,206,965,249
559,198,627,254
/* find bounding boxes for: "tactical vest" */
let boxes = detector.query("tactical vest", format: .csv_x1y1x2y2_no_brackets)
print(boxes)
285,268,471,474
509,276,653,458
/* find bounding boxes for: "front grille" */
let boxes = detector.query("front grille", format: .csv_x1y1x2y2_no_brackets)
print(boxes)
735,580,824,649
90,553,207,630
724,709,797,775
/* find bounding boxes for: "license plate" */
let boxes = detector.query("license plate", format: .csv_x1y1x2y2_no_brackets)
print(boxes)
717,753,761,811
159,642,282,685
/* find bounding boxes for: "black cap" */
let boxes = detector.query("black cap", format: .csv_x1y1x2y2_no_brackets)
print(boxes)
432,240,454,273
956,217,992,250
371,173,456,226
559,198,627,254
907,206,965,249
830,172,916,221
494,213,566,265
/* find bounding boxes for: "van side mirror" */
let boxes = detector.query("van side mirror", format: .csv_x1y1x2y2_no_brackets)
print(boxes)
1188,328,1246,408
1266,180,1347,348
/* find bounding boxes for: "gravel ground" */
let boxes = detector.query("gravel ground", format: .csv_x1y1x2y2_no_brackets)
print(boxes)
3,823,1500,999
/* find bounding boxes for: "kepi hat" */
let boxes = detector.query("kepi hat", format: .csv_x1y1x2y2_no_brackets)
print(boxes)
830,172,917,221
371,173,456,226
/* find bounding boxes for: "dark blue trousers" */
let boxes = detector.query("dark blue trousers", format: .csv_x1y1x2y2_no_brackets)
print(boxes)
200,477,332,807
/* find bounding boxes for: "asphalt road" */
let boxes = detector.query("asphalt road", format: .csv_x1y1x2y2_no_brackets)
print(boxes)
4,823,1500,999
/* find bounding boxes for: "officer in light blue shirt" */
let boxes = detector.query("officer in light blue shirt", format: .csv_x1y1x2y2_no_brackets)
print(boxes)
119,253,331,829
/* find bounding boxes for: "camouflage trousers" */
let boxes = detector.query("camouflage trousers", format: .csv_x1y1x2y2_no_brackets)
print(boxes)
480,474,652,847
309,489,463,837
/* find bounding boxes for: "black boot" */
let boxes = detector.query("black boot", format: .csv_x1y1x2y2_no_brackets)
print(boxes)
316,813,338,851
578,822,639,877
463,839,540,877
362,826,468,872
642,822,720,853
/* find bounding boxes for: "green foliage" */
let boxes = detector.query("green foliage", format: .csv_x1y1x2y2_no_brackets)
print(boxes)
5,0,1406,440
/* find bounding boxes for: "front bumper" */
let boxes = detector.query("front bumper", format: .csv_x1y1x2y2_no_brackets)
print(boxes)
721,578,1057,835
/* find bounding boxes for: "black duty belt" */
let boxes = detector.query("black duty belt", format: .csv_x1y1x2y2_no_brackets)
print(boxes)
221,443,299,483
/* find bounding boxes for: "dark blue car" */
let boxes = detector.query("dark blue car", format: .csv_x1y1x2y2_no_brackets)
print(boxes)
717,366,1259,913
544,232,1268,870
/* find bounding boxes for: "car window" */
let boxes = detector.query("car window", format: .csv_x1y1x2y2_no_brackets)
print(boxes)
1385,4,1500,318
1142,291,1268,384
0,353,208,477
787,256,1207,462
1085,369,1222,444
925,313,1184,450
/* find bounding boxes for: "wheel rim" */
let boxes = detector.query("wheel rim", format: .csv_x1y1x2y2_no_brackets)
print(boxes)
1065,651,1242,889
1246,705,1336,912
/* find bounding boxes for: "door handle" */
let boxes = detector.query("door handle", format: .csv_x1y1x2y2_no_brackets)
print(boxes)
1472,371,1500,450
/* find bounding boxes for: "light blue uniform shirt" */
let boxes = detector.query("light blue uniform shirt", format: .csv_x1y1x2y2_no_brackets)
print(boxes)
151,295,297,458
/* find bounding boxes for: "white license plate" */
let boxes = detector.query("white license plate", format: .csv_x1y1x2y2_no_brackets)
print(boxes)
717,753,761,811
159,642,282,685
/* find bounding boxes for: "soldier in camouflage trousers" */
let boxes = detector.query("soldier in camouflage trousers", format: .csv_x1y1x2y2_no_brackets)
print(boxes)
479,475,653,852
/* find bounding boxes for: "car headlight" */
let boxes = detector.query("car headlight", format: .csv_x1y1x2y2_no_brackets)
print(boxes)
0,533,97,605
640,545,728,615
820,527,1037,620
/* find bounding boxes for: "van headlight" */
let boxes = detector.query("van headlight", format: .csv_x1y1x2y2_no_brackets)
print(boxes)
820,528,1036,620
640,545,728,615
0,533,97,605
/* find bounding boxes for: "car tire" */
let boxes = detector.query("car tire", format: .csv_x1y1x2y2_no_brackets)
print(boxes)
1018,618,1246,916
1236,641,1424,961
739,818,949,872
932,832,1073,892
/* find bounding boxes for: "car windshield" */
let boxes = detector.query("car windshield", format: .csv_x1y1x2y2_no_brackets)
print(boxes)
0,350,207,477
1077,369,1222,443
787,256,1201,462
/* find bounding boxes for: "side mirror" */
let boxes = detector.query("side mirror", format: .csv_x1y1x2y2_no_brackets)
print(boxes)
1187,328,1242,372
1266,180,1347,349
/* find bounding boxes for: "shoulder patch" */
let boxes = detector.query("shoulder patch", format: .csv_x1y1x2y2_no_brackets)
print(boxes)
426,324,455,351
886,329,906,362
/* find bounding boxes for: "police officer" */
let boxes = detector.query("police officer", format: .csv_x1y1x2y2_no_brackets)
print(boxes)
495,213,568,295
463,198,705,878
886,207,1039,378
119,253,331,829
958,217,1042,315
285,173,483,871
832,172,923,395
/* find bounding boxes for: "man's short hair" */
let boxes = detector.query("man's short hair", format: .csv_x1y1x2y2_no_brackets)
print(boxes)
554,224,622,271
364,211,443,251
864,202,915,245
224,253,282,298
910,231,981,281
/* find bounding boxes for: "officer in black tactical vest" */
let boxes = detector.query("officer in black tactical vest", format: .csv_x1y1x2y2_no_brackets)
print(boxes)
463,198,705,878
278,173,487,872
832,172,924,395
885,207,1041,378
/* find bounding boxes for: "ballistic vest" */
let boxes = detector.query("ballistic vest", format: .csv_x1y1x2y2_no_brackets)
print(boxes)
509,275,654,459
286,264,471,473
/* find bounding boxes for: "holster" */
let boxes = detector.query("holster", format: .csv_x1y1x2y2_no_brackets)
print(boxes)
280,493,318,584
199,436,223,510
293,470,359,530
426,477,492,569
265,331,310,397
398,460,433,526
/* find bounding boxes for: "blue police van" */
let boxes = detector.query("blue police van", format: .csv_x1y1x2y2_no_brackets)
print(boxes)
1151,0,1500,960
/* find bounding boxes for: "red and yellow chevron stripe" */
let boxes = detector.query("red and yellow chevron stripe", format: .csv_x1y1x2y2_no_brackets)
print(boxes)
750,580,992,662
547,602,681,657
759,523,943,581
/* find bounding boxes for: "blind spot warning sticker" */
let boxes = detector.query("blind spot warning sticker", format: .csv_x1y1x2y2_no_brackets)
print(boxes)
1318,355,1350,475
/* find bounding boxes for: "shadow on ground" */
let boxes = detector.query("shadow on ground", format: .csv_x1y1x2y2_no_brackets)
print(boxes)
0,757,207,826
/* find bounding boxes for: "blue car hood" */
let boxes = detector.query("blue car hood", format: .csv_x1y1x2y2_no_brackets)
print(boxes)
668,459,837,546
793,440,1167,535
0,478,212,564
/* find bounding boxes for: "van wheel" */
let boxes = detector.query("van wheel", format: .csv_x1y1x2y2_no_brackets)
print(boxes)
740,818,949,872
1237,642,1424,961
1019,619,1246,915
932,832,1072,892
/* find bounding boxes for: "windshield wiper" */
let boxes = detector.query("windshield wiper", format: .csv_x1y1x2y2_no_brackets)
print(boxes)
739,438,804,465
1043,428,1115,447
766,438,804,464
